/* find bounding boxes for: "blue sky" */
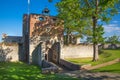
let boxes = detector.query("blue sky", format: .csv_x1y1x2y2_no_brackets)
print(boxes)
0,0,58,42
103,14,120,37
0,0,120,42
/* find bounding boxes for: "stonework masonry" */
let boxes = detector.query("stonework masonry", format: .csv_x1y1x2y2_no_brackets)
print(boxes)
0,43,23,62
61,44,93,59
1,10,94,68
23,13,64,65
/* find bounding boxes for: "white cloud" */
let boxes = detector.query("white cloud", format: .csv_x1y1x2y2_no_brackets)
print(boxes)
97,19,101,22
103,24,120,33
112,20,119,23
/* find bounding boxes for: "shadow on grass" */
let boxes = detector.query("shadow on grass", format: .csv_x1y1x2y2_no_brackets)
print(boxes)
93,69,120,73
0,62,78,80
62,71,120,80
79,75,120,80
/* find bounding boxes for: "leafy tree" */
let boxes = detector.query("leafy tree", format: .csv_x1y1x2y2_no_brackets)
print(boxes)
78,0,120,61
86,25,105,44
56,0,91,45
106,35,120,44
49,0,120,61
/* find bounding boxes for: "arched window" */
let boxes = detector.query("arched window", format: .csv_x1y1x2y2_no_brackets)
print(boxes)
39,17,44,21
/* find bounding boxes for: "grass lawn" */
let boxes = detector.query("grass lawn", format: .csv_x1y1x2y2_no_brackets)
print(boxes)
66,49,120,66
0,62,78,80
92,63,120,73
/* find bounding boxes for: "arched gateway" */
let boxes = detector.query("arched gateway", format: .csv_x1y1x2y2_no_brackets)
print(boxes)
23,8,64,65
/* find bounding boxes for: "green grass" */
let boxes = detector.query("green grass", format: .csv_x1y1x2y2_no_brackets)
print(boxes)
0,62,78,80
66,49,120,66
92,63,120,73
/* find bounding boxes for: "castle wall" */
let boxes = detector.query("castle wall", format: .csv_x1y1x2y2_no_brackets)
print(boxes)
22,14,29,62
28,14,64,65
31,43,43,66
61,44,93,59
99,43,120,49
0,43,20,62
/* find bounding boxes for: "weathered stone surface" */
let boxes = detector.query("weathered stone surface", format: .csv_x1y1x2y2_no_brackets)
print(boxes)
59,59,81,70
61,44,93,59
99,44,120,49
23,13,64,64
0,43,20,62
42,67,58,74
41,60,60,74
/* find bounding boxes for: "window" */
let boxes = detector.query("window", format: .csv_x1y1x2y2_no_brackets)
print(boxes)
39,17,44,21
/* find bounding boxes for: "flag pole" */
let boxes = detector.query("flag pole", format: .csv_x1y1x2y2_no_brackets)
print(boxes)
27,0,30,64
27,0,30,33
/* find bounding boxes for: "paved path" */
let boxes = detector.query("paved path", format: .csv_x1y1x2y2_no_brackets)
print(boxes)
87,58,120,70
57,59,120,80
58,70,120,80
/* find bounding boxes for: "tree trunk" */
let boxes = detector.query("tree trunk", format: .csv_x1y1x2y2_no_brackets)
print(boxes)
92,16,99,61
92,0,99,61
66,34,70,45
66,28,70,45
93,43,99,61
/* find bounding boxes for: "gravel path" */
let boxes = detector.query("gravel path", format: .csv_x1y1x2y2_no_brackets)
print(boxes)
58,70,120,80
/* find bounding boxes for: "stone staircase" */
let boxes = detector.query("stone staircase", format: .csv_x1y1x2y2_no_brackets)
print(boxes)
41,60,63,74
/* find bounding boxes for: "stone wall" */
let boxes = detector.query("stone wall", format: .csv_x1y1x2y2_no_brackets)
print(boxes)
0,43,19,62
99,44,120,49
27,13,64,65
59,59,81,70
30,43,43,66
61,44,93,59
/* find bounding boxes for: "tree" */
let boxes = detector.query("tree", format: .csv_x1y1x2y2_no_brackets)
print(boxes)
86,25,105,44
51,0,120,61
78,0,120,61
106,35,120,44
56,0,91,45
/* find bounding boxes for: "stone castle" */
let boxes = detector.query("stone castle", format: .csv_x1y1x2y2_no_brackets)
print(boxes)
1,8,94,66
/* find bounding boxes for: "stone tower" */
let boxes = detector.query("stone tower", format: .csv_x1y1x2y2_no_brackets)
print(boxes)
23,8,64,65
